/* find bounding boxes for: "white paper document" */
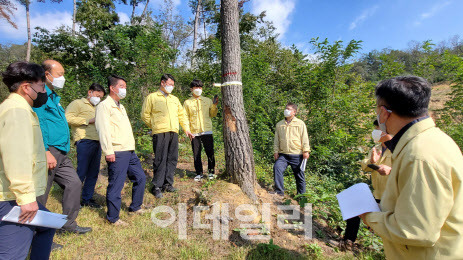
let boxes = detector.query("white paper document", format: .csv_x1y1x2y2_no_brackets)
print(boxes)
300,158,307,172
1,206,68,229
336,183,381,220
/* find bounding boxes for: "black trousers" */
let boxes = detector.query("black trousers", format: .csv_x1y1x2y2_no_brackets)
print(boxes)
191,134,215,175
151,132,178,189
343,199,381,242
36,146,82,230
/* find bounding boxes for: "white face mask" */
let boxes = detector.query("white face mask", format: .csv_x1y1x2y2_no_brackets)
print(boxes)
164,85,174,94
117,88,126,99
89,96,101,106
377,109,393,133
192,88,202,96
48,74,65,89
371,129,383,142
284,109,292,117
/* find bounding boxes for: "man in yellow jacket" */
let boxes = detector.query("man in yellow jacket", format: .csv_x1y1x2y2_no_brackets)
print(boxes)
141,74,193,198
95,75,146,226
272,102,310,196
360,76,463,259
340,120,393,250
65,83,105,208
183,79,218,181
0,61,55,259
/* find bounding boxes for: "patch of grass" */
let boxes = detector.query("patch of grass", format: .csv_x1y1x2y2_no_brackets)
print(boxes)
246,239,307,260
305,243,323,259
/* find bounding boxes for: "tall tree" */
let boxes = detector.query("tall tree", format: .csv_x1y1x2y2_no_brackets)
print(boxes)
72,0,76,36
118,0,148,24
19,0,32,61
220,0,257,201
191,0,201,66
76,0,119,41
19,0,62,61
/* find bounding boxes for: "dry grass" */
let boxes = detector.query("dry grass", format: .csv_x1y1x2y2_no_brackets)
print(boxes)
45,158,365,260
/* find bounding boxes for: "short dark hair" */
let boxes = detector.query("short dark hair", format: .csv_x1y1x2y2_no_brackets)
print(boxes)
373,119,379,126
2,61,45,93
286,102,298,112
190,79,203,88
107,74,126,92
160,74,175,83
89,83,106,95
375,76,431,118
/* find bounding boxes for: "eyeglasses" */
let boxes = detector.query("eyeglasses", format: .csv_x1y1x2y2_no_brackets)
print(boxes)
26,82,46,92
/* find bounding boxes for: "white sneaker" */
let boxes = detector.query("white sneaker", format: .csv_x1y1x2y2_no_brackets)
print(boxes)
194,175,203,182
111,219,128,226
208,174,216,180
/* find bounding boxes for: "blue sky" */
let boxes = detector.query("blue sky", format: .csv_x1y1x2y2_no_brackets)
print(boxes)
1,0,462,56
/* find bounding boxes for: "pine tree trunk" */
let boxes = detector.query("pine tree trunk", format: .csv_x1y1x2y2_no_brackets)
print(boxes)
191,0,202,66
141,0,150,21
220,0,257,202
25,1,31,62
131,0,136,24
72,0,76,36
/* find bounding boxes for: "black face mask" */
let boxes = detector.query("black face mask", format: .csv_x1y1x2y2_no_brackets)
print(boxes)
28,87,48,108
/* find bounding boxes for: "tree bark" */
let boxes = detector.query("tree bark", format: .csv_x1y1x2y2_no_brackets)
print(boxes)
131,0,136,24
141,0,149,21
220,0,257,202
191,0,201,66
72,0,76,36
25,1,31,62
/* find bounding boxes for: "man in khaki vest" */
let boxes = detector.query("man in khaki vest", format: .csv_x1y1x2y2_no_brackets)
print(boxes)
271,102,310,196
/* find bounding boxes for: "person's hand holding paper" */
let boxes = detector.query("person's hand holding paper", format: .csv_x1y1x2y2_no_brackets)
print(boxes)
19,201,39,224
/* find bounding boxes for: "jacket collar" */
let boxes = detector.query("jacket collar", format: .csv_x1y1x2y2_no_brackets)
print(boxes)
384,116,429,153
285,117,300,125
157,89,169,97
389,117,435,159
8,93,33,112
106,96,123,109
81,97,91,105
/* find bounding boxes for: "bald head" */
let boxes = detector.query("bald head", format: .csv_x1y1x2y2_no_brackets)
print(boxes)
42,60,63,73
42,60,65,90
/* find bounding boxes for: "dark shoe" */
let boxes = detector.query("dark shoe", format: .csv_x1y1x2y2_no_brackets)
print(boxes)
57,225,92,235
269,191,284,197
150,187,163,198
163,186,177,193
339,239,354,251
81,199,102,209
51,242,63,251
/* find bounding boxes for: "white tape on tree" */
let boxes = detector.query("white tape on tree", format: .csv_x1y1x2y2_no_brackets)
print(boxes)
213,81,243,87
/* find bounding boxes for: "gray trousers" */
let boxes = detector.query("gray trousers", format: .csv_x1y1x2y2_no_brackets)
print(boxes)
37,146,82,230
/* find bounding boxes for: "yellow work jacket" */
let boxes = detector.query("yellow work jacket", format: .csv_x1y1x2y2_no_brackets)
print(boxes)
65,98,99,142
95,96,135,156
365,118,463,259
360,144,392,199
0,93,47,205
183,96,218,134
141,90,190,134
273,117,311,155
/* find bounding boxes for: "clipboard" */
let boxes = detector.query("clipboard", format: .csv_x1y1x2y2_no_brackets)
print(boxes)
1,206,68,229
